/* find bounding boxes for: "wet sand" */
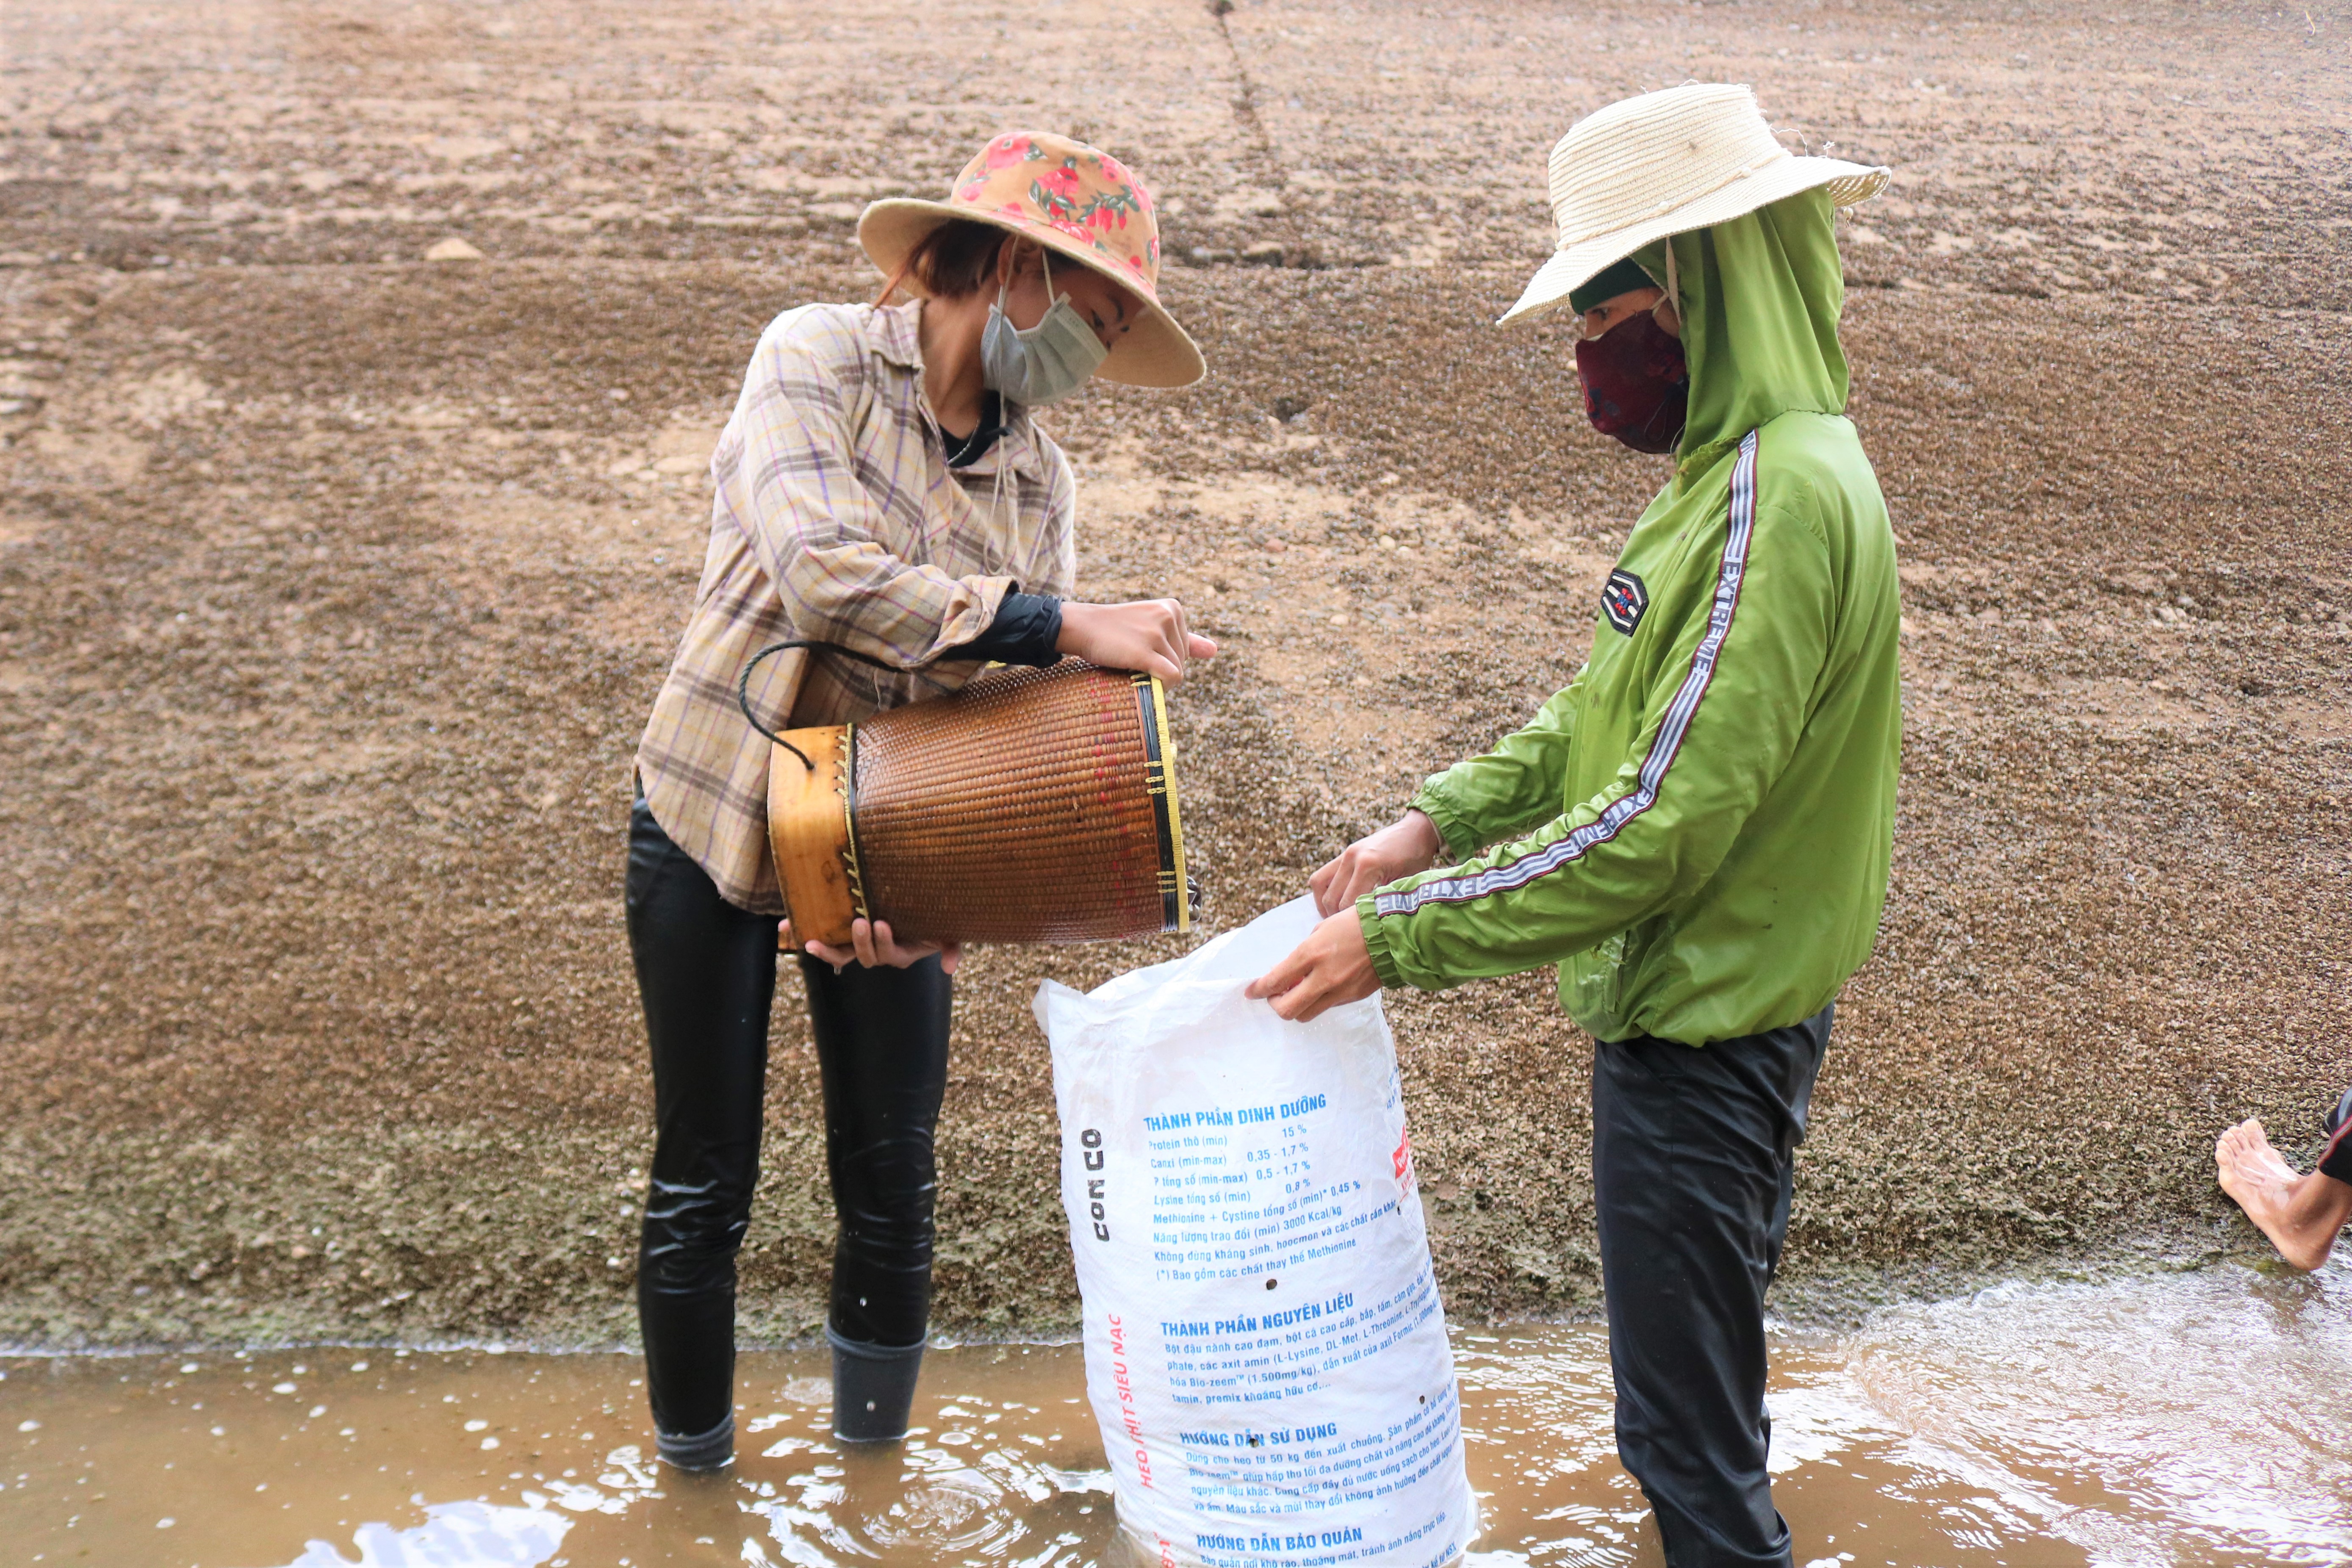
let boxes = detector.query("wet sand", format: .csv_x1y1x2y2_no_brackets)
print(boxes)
6,1263,2349,1566
2,0,2350,1346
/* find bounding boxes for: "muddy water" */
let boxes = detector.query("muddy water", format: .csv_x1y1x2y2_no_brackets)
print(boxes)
4,1263,2346,1568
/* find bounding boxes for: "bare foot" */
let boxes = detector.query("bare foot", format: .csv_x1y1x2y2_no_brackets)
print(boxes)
2216,1118,2338,1270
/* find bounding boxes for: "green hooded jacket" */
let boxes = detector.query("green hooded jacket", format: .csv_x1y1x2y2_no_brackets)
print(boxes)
1359,189,1901,1046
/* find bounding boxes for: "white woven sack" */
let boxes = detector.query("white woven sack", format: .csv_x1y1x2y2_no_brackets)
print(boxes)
1036,897,1474,1568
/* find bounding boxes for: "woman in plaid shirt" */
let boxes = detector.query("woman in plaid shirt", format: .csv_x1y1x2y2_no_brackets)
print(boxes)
629,132,1213,1468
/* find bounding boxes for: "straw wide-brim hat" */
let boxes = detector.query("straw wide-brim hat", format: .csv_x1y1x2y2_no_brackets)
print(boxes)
1500,83,1891,327
859,130,1205,389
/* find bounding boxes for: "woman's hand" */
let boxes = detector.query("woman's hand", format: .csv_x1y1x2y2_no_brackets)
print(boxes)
1245,909,1380,1022
1307,809,1447,917
782,917,963,976
1056,599,1217,684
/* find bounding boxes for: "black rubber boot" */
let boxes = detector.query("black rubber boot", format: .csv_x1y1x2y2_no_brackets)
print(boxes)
828,1326,925,1443
655,1410,734,1471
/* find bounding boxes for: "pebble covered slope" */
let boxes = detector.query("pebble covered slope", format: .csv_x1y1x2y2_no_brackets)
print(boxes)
0,0,2346,1344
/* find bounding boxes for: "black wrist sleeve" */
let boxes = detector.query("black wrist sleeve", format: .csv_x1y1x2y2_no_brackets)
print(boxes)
950,591,1065,668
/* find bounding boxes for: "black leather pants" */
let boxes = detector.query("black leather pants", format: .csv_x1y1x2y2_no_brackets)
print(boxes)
624,795,951,1446
1592,1004,1831,1568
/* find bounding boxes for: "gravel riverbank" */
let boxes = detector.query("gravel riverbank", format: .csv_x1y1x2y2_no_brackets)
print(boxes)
1,0,2346,1346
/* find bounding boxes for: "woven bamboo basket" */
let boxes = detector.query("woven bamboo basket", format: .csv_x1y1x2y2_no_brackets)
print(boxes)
764,659,1192,947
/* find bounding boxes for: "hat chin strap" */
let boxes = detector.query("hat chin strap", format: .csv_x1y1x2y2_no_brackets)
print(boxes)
1665,238,1680,319
983,247,1059,538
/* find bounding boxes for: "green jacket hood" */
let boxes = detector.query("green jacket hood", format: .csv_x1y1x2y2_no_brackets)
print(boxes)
1355,195,1895,1046
1630,188,1852,489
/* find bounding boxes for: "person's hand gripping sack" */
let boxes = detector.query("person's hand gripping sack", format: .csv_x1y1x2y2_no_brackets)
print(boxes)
1247,809,1446,1022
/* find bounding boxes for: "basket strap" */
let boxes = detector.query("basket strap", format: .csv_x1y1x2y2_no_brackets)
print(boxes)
738,639,953,771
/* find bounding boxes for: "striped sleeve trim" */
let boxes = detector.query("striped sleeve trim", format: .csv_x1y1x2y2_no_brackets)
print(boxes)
1373,428,1761,919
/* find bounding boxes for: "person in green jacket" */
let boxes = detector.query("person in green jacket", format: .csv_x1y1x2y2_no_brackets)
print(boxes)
1249,85,1900,1568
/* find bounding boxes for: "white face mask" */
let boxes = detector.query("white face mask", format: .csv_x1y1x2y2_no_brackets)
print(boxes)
979,254,1108,406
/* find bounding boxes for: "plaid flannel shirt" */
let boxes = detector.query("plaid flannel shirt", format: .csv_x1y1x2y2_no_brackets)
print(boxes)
636,299,1076,914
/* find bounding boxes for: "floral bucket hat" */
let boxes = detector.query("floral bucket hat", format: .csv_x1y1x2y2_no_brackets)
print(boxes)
859,130,1205,389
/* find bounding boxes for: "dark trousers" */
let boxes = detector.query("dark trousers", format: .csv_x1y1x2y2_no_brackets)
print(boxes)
623,795,952,1439
1593,1004,1831,1568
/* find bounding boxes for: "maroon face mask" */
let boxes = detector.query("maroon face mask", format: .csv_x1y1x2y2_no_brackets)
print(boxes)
1574,309,1688,455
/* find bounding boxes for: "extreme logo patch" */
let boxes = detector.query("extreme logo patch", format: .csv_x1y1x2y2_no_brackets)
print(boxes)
1601,568,1649,636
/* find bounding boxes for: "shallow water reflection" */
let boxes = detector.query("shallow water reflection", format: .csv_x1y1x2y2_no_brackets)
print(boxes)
3,1261,2346,1566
